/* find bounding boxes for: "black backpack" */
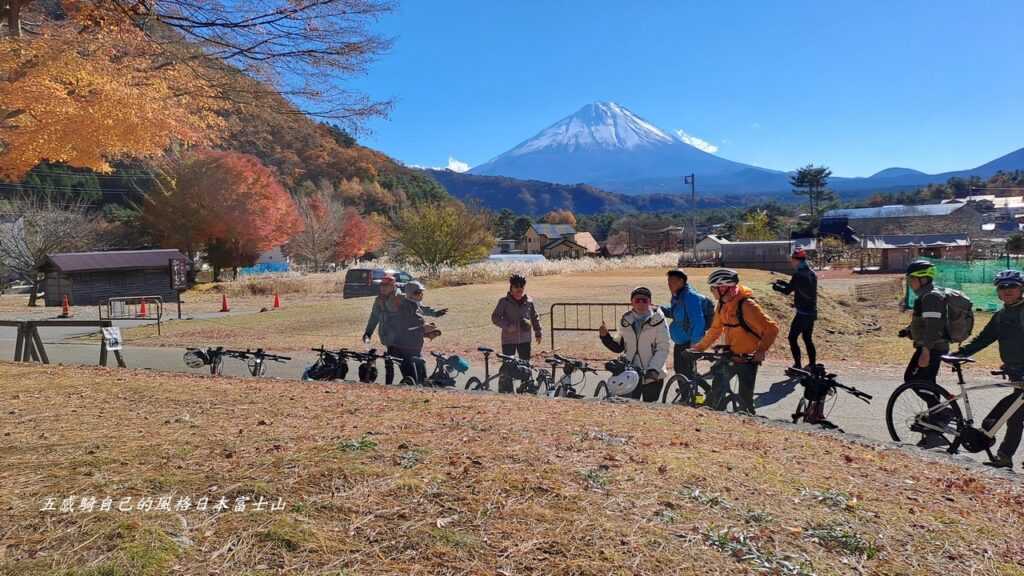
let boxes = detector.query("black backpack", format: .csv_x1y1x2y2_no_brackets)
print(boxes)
720,297,762,339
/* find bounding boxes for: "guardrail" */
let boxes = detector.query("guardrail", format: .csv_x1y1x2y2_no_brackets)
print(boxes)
0,320,126,367
99,296,163,335
549,302,631,350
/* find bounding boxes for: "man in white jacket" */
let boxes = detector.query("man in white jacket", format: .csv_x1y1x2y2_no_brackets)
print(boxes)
599,286,671,402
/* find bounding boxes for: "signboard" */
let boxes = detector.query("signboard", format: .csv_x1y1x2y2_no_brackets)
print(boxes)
102,327,123,351
170,259,189,291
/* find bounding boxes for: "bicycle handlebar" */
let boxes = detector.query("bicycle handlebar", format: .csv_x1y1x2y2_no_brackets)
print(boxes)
785,366,872,403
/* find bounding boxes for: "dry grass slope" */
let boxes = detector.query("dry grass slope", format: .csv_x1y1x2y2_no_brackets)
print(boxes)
0,363,1022,575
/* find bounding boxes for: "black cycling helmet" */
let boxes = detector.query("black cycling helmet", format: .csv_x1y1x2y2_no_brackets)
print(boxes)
994,269,1024,287
509,273,527,287
906,260,936,279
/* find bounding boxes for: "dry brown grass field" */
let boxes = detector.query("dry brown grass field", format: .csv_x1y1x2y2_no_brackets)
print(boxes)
1,362,1022,575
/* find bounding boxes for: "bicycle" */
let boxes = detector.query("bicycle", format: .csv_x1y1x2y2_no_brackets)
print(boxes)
660,345,752,412
184,347,290,377
784,364,872,432
539,354,594,398
465,347,544,393
886,355,1024,459
400,351,469,387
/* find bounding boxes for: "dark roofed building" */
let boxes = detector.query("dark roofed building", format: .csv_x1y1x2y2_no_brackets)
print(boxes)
41,249,188,306
857,234,971,272
821,203,982,237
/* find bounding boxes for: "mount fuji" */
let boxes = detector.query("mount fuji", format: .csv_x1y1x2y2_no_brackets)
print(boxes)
468,101,1024,197
470,102,787,194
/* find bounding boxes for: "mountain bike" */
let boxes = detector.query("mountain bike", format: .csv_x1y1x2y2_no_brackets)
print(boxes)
399,351,469,387
886,355,1024,459
465,347,545,393
660,345,752,412
541,354,595,398
184,347,290,377
784,364,872,432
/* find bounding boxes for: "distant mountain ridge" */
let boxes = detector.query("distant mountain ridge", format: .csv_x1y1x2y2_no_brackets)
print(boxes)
470,101,1024,196
424,169,779,215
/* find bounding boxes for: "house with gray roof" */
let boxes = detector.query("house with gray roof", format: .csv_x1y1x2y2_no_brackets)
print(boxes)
821,203,982,237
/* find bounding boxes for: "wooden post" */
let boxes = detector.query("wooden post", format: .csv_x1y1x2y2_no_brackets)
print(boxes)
13,324,24,362
30,325,49,364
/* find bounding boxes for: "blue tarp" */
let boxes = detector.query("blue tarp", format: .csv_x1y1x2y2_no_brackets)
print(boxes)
239,263,290,276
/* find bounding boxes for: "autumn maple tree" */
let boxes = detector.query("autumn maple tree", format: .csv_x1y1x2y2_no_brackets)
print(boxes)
143,150,302,279
336,207,384,263
0,1,394,179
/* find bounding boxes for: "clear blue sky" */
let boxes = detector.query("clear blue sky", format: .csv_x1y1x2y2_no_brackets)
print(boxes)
350,0,1024,177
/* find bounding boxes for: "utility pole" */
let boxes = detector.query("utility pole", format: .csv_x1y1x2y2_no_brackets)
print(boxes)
684,174,696,261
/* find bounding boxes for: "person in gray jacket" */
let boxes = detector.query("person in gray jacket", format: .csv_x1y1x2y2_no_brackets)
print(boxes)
364,276,446,384
491,274,542,393
491,274,543,359
391,281,441,382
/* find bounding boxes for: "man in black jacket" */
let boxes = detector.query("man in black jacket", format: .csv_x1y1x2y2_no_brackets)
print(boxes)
955,270,1024,469
772,247,817,368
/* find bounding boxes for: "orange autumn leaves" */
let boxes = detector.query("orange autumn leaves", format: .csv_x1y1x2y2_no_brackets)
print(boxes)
144,150,301,261
0,8,223,179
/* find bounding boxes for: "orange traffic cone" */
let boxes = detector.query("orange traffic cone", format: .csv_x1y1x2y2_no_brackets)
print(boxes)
272,292,281,309
59,294,72,318
137,299,148,317
220,293,230,313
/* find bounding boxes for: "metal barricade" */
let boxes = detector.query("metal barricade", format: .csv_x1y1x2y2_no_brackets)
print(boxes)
99,296,163,335
549,302,631,350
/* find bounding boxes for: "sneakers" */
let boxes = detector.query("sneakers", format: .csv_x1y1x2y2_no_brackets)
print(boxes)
916,433,951,449
984,454,1014,470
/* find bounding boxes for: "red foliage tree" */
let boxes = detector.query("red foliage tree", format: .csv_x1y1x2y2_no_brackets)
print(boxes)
335,208,384,263
144,150,303,279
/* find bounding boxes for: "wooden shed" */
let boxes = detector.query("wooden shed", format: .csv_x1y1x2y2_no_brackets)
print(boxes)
42,249,188,306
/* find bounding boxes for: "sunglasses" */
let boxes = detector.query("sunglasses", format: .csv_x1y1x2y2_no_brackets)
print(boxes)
997,284,1021,290
410,290,424,296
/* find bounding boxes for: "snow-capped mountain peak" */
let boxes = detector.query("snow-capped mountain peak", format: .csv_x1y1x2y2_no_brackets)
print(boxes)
507,101,675,156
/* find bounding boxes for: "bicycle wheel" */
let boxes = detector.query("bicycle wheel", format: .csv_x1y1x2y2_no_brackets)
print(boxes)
885,381,964,444
662,375,690,404
399,376,416,386
465,376,481,391
593,380,606,398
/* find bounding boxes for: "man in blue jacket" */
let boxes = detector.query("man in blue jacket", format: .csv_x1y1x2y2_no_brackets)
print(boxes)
662,269,713,379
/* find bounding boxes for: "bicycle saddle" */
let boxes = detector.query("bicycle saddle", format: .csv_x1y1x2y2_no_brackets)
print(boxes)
940,355,974,365
477,347,494,354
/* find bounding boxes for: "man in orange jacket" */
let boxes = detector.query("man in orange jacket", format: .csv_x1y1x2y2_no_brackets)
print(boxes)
691,269,779,414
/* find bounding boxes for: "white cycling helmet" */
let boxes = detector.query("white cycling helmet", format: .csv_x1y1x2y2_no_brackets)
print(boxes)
604,369,640,397
707,268,739,287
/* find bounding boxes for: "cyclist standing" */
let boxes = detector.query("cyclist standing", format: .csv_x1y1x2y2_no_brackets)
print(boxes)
391,281,442,383
901,260,957,448
661,269,712,381
691,269,779,415
598,286,671,402
364,276,446,384
954,270,1024,469
491,274,543,393
772,247,818,369
363,276,402,384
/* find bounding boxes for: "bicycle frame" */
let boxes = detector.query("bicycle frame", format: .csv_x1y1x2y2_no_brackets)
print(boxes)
914,363,1024,440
